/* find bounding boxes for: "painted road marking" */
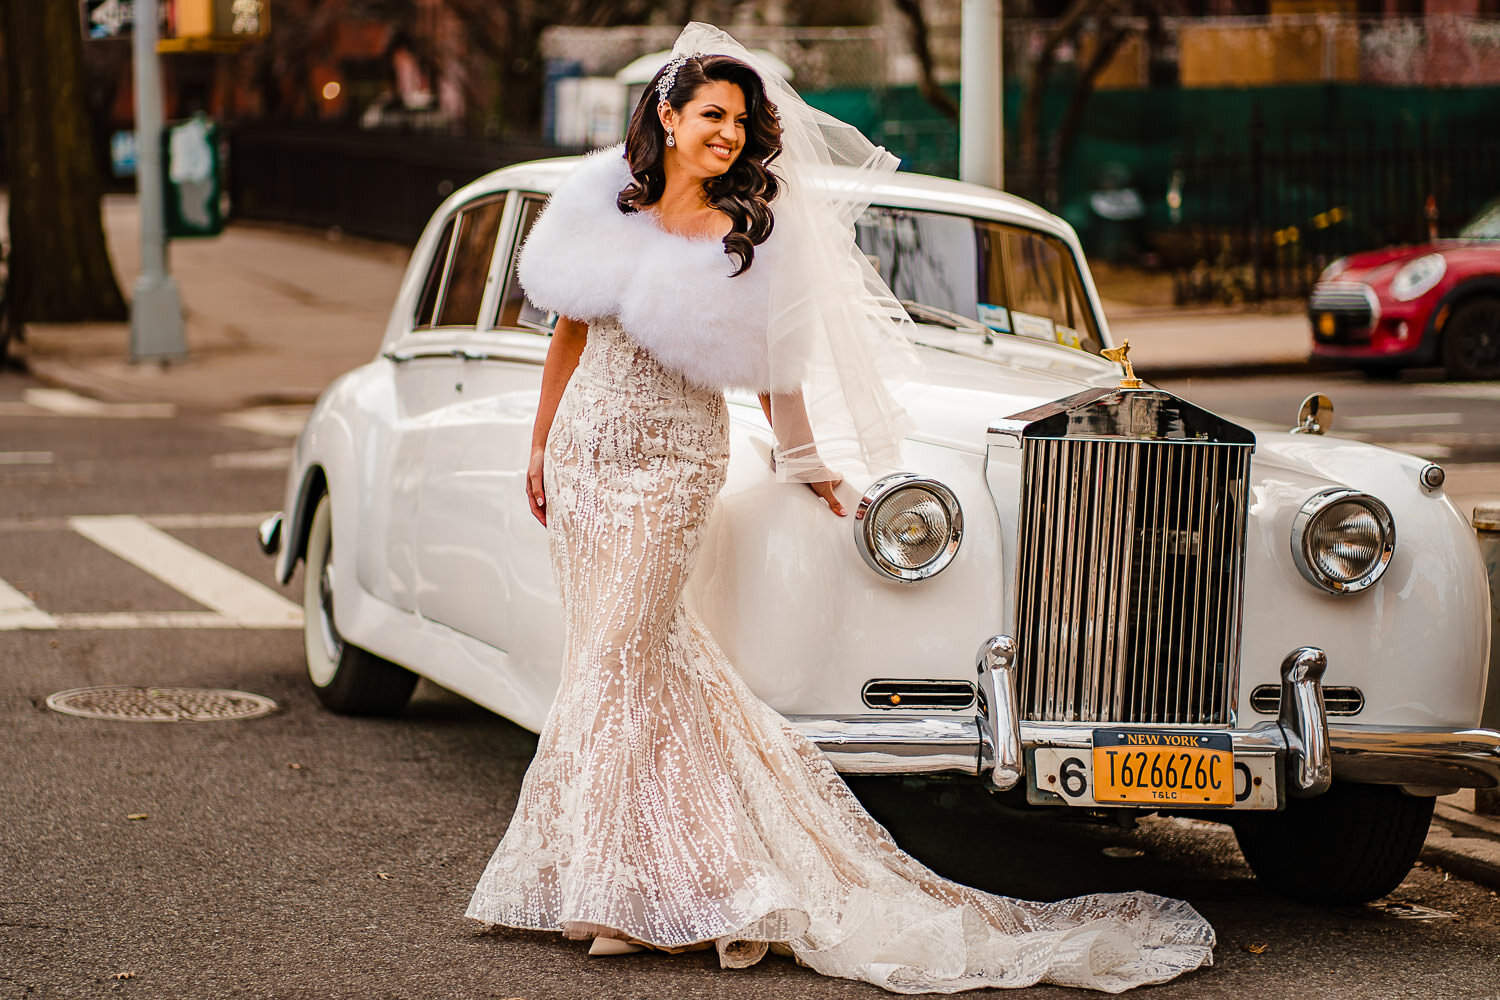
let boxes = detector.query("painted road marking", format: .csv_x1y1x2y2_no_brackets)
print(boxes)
212,448,293,470
1427,385,1500,402
21,388,175,419
221,407,311,439
69,515,301,629
0,512,271,534
1342,412,1464,430
0,578,59,630
0,451,54,464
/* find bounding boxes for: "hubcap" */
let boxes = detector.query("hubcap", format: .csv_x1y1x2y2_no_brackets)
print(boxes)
1458,302,1500,371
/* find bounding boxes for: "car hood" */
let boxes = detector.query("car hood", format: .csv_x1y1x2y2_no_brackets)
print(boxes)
1337,239,1497,278
891,329,1122,452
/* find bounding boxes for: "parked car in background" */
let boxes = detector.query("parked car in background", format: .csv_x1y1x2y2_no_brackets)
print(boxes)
1309,198,1500,379
260,156,1497,908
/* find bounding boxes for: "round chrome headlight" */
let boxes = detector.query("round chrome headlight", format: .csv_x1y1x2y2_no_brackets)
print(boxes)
1290,489,1395,594
855,475,963,582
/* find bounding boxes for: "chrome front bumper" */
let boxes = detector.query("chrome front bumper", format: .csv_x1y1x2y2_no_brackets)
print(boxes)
788,636,1500,798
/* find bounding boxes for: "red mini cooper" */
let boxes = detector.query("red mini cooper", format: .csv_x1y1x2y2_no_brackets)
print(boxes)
1309,199,1500,379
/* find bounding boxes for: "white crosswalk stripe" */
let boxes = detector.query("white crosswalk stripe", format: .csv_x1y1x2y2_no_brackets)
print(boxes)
67,515,302,629
19,388,176,418
0,578,59,630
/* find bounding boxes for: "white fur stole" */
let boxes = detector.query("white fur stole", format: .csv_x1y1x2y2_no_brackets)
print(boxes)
516,146,783,392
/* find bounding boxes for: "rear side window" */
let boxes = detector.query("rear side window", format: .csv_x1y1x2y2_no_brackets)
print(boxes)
495,196,552,332
412,218,455,329
413,195,508,330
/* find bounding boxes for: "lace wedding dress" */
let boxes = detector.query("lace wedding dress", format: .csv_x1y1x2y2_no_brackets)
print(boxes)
464,318,1215,993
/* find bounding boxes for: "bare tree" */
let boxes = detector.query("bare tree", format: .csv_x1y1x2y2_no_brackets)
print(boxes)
1016,0,1163,206
892,0,959,123
0,0,127,353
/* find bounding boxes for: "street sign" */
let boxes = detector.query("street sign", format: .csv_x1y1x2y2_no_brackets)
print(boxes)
81,0,136,39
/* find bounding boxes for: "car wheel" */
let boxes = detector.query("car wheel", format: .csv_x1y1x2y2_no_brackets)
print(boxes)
302,493,418,715
1442,295,1500,380
1231,781,1434,905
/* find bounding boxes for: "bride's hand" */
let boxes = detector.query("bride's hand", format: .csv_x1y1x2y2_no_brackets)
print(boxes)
807,477,846,517
526,448,547,527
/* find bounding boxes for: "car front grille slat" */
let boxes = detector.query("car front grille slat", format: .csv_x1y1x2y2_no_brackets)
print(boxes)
1309,282,1373,317
1016,437,1252,725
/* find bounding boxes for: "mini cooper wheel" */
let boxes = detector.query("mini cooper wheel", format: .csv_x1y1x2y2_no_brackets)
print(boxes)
1231,781,1434,905
1442,295,1500,381
302,493,418,715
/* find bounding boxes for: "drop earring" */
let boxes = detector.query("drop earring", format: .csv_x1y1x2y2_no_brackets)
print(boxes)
665,126,675,148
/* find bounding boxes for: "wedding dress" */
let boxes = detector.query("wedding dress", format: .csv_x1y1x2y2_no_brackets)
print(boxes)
464,314,1216,992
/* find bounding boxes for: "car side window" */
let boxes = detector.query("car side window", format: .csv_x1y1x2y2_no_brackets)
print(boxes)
495,195,554,333
434,196,508,328
413,217,456,329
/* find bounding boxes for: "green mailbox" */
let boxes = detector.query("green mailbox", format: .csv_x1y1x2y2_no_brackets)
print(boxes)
163,114,224,238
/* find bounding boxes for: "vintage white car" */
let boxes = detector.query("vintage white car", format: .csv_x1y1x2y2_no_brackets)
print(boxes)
260,156,1498,906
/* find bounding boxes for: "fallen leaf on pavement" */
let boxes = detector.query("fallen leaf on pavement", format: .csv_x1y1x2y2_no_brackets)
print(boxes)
287,762,303,770
377,872,392,881
1242,942,1268,954
125,814,148,821
112,971,136,980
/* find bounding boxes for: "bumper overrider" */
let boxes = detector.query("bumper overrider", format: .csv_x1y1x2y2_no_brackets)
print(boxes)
789,635,1500,808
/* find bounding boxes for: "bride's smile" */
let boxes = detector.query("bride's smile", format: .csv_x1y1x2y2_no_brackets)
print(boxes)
661,80,746,177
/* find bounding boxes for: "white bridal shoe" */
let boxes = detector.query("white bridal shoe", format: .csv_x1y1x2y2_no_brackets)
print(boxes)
587,936,646,956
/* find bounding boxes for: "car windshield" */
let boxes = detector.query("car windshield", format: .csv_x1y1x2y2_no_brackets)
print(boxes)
1459,199,1500,239
855,207,1103,355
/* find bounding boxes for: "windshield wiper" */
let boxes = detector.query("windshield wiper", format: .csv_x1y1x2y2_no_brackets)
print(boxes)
898,300,994,343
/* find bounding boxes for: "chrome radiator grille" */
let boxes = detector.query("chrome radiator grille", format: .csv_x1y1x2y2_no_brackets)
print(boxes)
1015,437,1252,725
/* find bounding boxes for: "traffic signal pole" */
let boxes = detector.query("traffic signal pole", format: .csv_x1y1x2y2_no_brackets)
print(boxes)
130,0,187,362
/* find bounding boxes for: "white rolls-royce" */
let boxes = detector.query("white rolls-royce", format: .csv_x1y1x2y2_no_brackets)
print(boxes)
259,156,1498,906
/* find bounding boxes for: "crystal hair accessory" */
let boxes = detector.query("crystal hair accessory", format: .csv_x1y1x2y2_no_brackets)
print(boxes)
655,52,700,104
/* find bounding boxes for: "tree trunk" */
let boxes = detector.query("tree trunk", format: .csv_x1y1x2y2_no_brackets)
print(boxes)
1018,0,1104,203
1048,14,1133,206
1,0,128,331
892,0,959,123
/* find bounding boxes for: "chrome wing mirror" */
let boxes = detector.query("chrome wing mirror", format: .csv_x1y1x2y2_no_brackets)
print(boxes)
1292,393,1334,435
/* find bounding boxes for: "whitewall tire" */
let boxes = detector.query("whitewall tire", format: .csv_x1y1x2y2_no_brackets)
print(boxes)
302,493,418,715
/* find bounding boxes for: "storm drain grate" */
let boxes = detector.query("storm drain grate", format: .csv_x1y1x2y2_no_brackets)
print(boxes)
45,686,278,722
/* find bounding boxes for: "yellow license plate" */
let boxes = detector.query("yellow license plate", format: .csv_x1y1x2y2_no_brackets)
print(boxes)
1092,729,1234,806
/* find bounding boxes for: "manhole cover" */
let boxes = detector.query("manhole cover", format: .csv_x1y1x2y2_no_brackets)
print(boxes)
45,686,278,722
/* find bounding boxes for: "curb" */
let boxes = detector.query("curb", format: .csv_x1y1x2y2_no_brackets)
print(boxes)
1421,820,1500,892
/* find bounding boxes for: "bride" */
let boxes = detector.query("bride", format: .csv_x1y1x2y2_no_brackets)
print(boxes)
466,23,1215,993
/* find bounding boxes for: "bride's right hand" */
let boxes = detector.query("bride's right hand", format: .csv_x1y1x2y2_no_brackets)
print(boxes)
526,448,547,527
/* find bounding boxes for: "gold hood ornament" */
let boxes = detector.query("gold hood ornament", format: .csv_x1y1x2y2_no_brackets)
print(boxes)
1101,340,1143,389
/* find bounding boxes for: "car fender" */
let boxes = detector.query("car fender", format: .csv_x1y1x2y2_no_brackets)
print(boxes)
1431,274,1500,344
1240,434,1489,729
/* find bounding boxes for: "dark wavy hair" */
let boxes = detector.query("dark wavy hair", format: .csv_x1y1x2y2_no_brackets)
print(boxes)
619,54,782,277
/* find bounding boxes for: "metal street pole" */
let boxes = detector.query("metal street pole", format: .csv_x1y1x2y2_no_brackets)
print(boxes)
960,0,1004,190
130,0,187,362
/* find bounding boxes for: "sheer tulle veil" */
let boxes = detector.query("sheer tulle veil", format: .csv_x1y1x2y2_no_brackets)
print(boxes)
667,23,919,483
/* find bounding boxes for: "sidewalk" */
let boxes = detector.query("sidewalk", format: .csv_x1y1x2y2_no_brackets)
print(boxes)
8,196,1500,894
15,194,411,412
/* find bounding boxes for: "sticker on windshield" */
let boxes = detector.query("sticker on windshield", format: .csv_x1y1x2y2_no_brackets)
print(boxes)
976,303,1011,333
1012,311,1055,342
1055,326,1081,349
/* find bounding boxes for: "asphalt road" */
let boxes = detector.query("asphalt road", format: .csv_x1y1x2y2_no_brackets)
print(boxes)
3,368,1499,1000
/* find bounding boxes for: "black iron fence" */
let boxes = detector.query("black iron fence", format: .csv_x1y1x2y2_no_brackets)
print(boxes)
226,125,577,245
1167,112,1500,304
